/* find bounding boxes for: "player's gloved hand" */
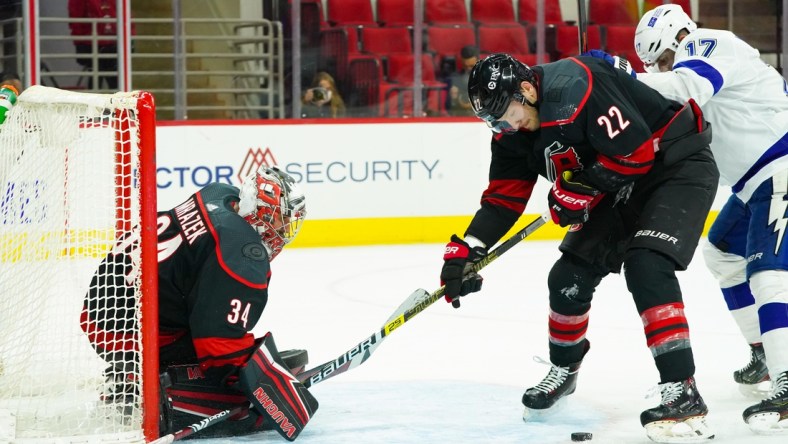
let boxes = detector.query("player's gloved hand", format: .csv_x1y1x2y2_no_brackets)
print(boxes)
582,49,637,78
441,234,486,308
548,171,602,227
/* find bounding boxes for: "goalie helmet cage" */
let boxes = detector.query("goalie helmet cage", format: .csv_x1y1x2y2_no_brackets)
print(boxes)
0,86,159,443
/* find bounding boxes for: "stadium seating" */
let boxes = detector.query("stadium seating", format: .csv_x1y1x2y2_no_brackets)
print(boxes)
361,26,412,55
604,25,643,72
426,24,476,71
347,56,386,116
382,54,446,116
326,0,377,27
471,0,516,25
643,0,692,16
588,0,639,25
386,53,440,84
425,0,468,25
478,24,530,56
376,0,415,27
552,24,602,59
518,0,564,25
604,25,637,55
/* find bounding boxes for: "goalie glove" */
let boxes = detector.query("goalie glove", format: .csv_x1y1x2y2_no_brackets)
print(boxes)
235,333,318,441
441,235,486,308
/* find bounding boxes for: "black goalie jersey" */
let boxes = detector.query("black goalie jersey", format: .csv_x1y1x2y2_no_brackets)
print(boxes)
82,183,271,373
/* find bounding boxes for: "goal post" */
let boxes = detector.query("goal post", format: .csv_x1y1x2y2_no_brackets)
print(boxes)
0,86,159,442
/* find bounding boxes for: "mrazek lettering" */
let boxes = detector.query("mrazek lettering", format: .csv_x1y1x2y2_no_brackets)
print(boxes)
634,230,678,244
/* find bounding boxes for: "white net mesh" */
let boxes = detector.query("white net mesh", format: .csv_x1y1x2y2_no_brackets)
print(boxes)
0,86,151,443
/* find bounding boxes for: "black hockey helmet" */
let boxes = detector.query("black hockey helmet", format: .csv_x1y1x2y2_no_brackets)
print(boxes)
468,53,536,132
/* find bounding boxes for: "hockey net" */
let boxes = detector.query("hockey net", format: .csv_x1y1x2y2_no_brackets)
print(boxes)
0,86,158,443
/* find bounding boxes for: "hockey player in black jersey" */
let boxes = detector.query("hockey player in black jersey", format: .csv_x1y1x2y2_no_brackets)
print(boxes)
439,53,719,443
81,166,317,440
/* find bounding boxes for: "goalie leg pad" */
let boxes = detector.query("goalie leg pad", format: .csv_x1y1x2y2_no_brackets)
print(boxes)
237,332,319,441
164,364,275,438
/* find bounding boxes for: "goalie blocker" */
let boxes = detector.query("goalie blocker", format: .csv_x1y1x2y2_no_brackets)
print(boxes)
236,333,318,441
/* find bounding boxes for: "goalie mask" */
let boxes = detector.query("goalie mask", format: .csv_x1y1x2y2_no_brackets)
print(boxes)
238,166,306,260
635,4,697,73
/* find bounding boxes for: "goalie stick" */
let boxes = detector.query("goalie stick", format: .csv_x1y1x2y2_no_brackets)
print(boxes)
149,290,430,444
152,212,550,442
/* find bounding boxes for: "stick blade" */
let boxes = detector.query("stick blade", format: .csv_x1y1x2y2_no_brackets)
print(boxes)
385,288,430,324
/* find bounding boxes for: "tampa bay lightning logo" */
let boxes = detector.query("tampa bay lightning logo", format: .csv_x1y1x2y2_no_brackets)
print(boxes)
768,173,788,254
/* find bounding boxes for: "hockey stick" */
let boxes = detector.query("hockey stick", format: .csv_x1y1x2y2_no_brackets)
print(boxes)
577,0,588,53
296,212,551,387
151,406,246,444
149,290,431,444
152,212,549,442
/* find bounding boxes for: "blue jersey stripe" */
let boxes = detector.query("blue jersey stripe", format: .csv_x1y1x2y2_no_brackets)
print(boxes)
758,302,788,334
732,132,788,193
722,282,756,310
673,59,724,95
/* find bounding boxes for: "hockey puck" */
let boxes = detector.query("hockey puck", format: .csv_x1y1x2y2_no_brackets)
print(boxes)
571,432,592,441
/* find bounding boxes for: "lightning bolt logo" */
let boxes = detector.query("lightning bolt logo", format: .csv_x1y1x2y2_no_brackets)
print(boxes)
768,174,788,254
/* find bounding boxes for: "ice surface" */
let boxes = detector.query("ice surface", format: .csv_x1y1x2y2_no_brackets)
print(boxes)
193,240,784,444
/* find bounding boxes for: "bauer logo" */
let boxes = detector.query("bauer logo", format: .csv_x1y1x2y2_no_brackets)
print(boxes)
634,229,678,245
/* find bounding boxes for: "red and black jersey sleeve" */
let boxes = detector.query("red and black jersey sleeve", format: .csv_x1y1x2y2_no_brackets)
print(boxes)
466,133,539,247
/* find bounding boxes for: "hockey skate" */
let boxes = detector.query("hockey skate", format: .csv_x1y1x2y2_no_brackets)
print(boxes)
522,357,581,422
640,377,714,443
743,371,788,435
734,343,772,398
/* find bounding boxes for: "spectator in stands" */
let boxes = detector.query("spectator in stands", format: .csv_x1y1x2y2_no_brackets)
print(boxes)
0,71,22,125
447,45,478,117
1,71,22,94
301,71,346,118
68,0,135,91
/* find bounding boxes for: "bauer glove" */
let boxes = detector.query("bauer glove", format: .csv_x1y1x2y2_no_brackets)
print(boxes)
582,49,637,78
441,234,486,308
548,171,602,227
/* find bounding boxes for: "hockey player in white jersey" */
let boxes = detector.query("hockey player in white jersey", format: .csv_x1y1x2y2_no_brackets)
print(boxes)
605,3,788,436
